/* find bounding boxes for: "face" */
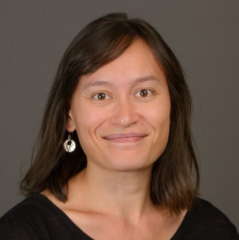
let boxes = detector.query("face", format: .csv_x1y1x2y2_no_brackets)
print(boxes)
67,40,171,172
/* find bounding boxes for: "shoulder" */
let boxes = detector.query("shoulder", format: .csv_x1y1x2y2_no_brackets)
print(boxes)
0,194,65,240
0,194,89,240
0,194,54,222
180,198,239,240
0,195,41,239
191,198,235,226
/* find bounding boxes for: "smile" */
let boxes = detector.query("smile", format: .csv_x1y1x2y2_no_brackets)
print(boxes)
102,133,147,143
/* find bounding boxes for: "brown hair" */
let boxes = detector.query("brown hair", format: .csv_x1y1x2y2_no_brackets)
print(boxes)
20,12,199,214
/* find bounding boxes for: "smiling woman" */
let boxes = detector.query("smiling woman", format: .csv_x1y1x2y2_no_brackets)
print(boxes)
0,13,238,240
67,39,171,174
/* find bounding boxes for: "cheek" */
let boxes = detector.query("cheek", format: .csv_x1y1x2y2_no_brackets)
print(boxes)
147,102,171,141
73,105,109,136
146,100,171,125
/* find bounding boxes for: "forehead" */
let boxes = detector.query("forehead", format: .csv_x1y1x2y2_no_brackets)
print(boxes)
78,39,166,88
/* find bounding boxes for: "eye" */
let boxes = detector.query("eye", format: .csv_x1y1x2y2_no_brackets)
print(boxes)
93,92,110,100
135,89,153,97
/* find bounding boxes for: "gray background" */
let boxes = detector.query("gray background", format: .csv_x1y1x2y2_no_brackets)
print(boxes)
1,0,238,229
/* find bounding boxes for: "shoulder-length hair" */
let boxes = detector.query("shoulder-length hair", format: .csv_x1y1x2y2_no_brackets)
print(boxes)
20,12,199,214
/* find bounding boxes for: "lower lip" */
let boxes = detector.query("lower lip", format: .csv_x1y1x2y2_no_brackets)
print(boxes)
104,136,145,143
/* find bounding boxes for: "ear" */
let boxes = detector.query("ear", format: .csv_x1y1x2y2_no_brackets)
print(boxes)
66,110,76,132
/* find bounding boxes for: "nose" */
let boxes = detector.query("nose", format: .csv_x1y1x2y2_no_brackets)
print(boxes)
110,97,139,127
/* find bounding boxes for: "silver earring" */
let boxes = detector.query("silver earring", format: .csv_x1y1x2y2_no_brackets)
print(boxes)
63,132,76,152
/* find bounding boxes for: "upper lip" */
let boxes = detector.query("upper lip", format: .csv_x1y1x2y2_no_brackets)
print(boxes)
102,133,147,140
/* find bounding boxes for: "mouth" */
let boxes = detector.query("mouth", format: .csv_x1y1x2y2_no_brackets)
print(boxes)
102,133,147,143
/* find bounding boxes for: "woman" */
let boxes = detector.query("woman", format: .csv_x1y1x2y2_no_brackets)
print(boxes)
0,13,238,240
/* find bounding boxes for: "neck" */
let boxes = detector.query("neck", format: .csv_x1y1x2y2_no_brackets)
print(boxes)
68,162,156,223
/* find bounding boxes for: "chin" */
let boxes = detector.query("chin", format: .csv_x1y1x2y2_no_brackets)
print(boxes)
102,155,155,172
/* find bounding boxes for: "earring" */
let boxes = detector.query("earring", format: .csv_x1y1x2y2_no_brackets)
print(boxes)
63,132,76,152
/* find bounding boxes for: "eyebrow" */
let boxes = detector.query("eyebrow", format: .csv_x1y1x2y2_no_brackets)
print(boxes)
82,75,160,90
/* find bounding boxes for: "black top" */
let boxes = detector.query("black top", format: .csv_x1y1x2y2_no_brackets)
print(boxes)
0,194,238,240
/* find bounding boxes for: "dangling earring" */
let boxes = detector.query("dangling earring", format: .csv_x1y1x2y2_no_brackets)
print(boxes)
63,131,76,152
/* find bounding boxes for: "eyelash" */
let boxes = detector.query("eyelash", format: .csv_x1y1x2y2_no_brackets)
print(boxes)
92,89,154,100
93,92,110,100
135,89,153,97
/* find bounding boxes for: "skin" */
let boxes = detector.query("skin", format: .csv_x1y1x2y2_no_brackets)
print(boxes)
42,39,187,240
